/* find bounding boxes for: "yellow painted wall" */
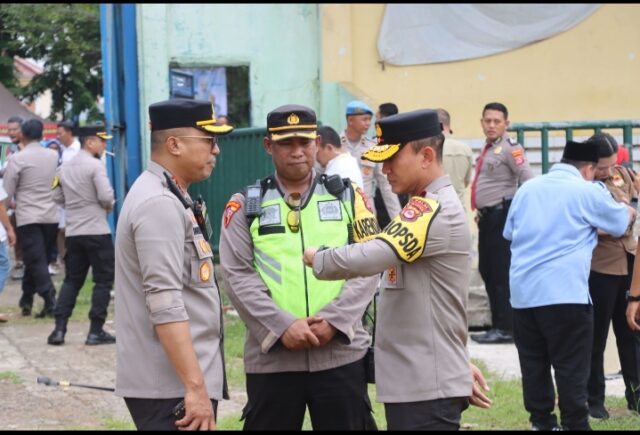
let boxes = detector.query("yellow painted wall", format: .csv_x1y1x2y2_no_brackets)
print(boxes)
322,4,640,137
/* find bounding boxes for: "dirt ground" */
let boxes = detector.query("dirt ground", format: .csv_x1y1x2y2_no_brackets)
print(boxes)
0,273,244,430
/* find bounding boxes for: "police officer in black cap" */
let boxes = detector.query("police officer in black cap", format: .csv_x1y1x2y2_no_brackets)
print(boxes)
48,124,116,346
219,103,380,430
114,99,232,430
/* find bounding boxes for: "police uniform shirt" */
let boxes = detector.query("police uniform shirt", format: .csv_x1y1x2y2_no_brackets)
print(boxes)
312,175,473,403
591,166,638,275
2,141,59,227
442,138,473,205
52,149,114,237
114,160,224,399
218,170,379,373
340,131,401,218
474,134,534,209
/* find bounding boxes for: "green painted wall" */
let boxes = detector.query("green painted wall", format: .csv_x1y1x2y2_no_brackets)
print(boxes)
136,4,322,167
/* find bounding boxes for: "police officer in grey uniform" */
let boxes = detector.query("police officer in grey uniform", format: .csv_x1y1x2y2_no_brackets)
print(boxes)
3,119,58,318
341,100,401,225
470,102,534,344
47,124,116,346
304,109,491,430
114,99,232,430
219,104,380,430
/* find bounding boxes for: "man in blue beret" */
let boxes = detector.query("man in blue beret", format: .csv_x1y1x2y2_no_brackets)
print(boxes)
341,100,401,227
305,108,492,430
114,98,232,430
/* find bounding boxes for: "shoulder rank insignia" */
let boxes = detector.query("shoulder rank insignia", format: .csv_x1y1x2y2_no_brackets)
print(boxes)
51,175,59,189
511,148,525,166
223,200,242,228
376,196,440,263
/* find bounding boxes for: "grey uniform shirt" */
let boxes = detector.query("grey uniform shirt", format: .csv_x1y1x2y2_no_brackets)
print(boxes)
442,138,473,206
312,175,472,403
474,134,534,209
3,142,58,226
218,172,379,373
114,161,224,399
340,132,401,218
52,149,114,236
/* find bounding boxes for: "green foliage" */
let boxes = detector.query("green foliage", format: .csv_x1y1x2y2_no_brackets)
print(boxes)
0,371,23,384
0,4,102,121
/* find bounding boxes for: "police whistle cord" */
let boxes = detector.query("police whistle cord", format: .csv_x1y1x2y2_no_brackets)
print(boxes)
36,376,115,392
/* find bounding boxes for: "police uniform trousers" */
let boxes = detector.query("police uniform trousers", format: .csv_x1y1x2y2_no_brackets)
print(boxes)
588,253,640,411
384,397,469,431
477,204,513,332
513,304,593,431
53,234,114,333
17,223,58,311
241,358,377,430
124,397,218,431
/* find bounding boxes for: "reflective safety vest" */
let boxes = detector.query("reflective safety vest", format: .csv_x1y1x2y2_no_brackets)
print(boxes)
249,176,355,317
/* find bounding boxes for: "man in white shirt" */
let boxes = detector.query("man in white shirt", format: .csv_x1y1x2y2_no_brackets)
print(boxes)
316,125,364,188
53,121,82,273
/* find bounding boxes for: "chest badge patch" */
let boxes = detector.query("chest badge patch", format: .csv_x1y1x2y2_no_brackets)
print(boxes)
612,174,624,187
494,146,502,154
199,261,212,282
318,200,342,221
259,204,281,226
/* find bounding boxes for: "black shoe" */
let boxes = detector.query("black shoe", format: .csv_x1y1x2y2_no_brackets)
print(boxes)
47,329,65,345
21,307,32,316
35,308,54,319
85,330,116,346
471,329,513,344
470,328,496,343
588,404,610,419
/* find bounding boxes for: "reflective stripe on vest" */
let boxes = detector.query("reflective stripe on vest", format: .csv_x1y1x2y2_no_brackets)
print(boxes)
250,181,353,317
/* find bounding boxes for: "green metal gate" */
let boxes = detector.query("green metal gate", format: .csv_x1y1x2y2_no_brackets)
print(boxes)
188,127,272,253
508,120,640,173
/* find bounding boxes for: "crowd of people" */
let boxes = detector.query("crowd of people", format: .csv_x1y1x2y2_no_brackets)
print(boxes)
1,98,639,430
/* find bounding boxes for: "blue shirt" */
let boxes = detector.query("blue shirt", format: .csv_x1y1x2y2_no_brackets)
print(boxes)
503,163,629,308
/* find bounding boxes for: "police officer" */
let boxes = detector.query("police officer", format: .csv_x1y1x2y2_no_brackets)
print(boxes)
470,102,534,344
47,124,116,346
584,132,640,419
219,104,380,430
114,99,232,430
3,119,58,318
341,100,401,227
304,109,491,430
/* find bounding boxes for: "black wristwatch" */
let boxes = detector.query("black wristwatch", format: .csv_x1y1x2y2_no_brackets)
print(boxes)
626,291,640,302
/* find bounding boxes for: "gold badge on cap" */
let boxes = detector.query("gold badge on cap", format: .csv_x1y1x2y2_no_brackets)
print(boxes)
287,113,300,125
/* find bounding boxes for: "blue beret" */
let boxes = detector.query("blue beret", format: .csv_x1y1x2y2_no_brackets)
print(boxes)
346,100,373,117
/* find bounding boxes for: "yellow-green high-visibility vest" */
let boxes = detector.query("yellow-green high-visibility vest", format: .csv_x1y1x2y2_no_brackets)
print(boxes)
249,176,354,317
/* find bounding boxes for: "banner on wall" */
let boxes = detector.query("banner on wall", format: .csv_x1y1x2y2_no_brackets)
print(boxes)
377,4,601,66
169,67,228,117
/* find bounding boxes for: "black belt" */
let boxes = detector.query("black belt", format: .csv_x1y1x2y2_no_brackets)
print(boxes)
477,203,504,214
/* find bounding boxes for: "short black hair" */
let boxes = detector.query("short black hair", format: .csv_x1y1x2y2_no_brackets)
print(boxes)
58,120,75,134
21,119,44,141
317,125,341,149
7,116,24,125
482,102,508,120
378,102,398,118
586,132,618,158
560,158,596,170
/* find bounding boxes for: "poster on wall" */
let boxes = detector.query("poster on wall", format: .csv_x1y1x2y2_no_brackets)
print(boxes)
169,66,228,118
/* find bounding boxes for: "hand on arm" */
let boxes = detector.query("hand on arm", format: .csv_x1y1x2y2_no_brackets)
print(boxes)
155,321,216,431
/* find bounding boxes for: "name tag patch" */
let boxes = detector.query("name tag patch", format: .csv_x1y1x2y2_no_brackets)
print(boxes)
193,234,213,260
317,200,342,221
260,204,281,226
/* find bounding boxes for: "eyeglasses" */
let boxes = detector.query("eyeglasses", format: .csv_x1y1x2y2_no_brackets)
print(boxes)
286,193,302,233
175,135,218,150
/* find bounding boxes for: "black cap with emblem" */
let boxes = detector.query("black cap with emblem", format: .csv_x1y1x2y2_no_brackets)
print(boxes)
362,109,442,162
562,141,599,163
77,124,113,140
149,98,234,135
267,104,317,141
